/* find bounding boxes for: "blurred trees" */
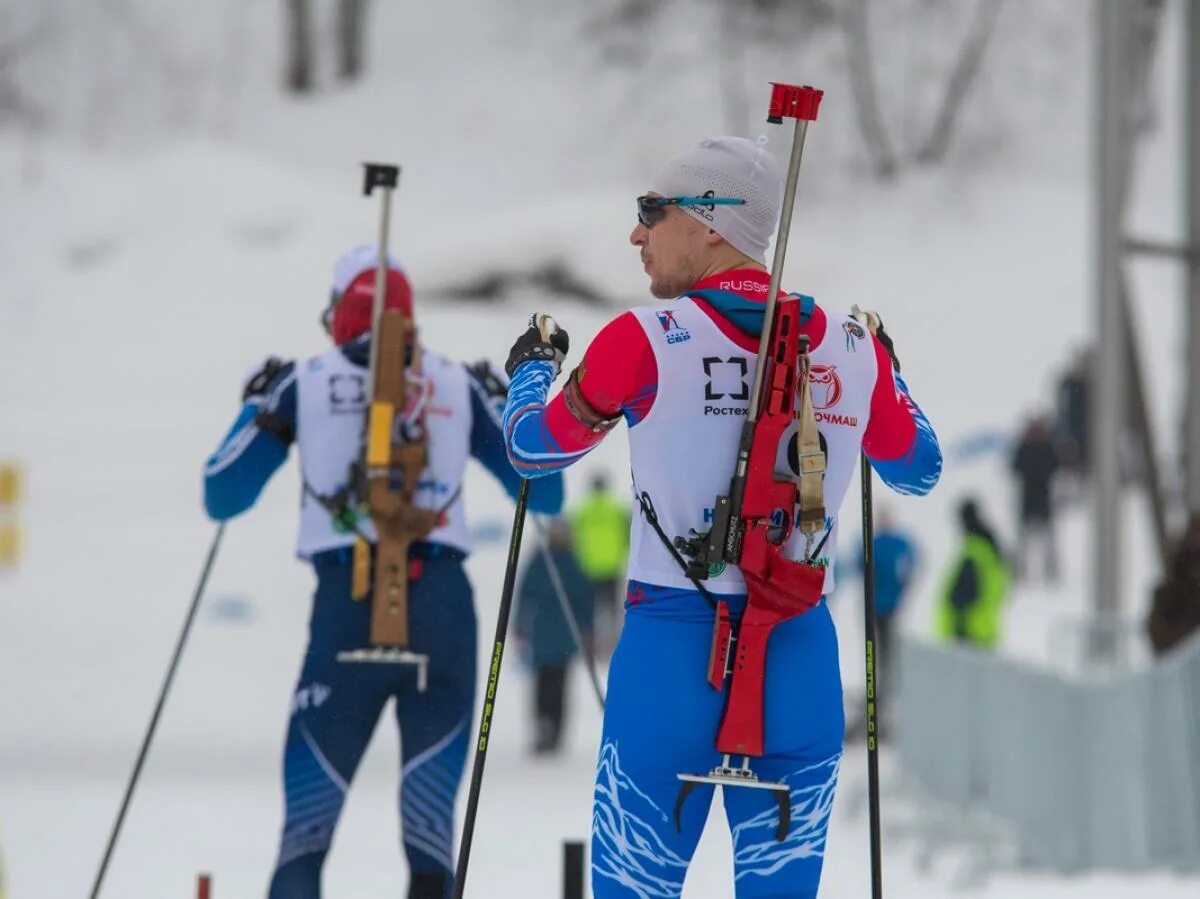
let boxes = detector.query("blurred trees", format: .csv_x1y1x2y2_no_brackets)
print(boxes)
911,0,1007,165
284,0,369,94
0,0,1168,187
782,0,1011,177
285,0,314,93
843,0,897,177
0,16,49,130
585,0,1112,180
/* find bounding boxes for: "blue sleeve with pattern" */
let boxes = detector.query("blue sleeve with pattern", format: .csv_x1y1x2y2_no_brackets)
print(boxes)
203,363,296,520
869,373,942,497
467,364,564,514
501,360,594,477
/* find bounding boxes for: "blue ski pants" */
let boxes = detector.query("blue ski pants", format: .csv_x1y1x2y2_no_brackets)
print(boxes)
268,547,476,899
592,582,844,899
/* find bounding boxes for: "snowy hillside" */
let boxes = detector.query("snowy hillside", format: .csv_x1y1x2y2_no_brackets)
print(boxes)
1,0,1196,897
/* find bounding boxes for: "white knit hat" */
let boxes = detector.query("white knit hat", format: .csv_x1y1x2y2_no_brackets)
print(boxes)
650,135,783,263
330,244,404,295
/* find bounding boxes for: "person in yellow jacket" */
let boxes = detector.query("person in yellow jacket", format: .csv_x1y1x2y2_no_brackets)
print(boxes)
570,473,630,657
936,498,1009,648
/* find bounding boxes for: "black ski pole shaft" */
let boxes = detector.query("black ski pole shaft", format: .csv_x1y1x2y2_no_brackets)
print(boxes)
531,515,605,713
89,522,227,899
453,478,531,899
562,840,585,899
859,455,883,899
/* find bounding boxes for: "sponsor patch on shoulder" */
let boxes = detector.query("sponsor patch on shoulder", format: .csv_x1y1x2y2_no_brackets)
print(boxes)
656,310,692,345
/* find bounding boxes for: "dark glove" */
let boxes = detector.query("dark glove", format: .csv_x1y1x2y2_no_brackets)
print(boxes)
505,314,569,378
851,306,900,373
243,356,290,403
468,359,509,399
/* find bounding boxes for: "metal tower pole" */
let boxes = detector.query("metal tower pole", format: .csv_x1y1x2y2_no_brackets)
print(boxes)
1090,0,1127,664
1184,0,1200,516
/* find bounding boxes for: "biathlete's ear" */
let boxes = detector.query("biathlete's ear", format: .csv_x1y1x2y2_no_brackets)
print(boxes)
704,229,724,247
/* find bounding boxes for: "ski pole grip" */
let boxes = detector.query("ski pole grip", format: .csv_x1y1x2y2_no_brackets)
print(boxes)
766,83,823,124
363,162,400,196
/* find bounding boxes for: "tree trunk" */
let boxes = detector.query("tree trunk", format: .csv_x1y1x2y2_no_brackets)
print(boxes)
841,0,897,179
285,0,314,94
1126,0,1166,140
0,16,51,129
914,0,1007,165
337,0,368,82
716,1,749,137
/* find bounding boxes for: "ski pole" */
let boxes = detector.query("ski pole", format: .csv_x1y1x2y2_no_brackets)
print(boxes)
858,456,883,899
89,523,227,899
453,478,532,899
562,840,585,899
530,515,606,713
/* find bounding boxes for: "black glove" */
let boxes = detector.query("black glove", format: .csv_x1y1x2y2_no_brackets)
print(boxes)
467,359,509,399
851,307,900,373
243,356,290,403
505,314,569,378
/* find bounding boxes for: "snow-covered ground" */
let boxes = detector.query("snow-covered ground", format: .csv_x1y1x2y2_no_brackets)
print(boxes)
2,1,1197,896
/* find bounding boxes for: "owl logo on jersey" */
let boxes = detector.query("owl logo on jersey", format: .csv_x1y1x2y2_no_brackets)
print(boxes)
808,364,843,410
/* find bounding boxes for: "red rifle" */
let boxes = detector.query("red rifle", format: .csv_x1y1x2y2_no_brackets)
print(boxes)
674,83,826,842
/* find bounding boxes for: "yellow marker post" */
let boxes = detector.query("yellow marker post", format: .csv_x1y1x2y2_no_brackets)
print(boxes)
0,462,19,508
0,462,21,570
0,524,19,569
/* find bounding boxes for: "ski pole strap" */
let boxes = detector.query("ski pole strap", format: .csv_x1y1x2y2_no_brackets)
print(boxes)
633,487,718,609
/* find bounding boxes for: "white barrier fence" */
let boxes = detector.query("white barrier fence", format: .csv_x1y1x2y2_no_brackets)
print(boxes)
895,632,1200,872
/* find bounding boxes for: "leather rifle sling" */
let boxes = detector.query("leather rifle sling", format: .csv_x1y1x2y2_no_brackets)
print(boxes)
795,337,827,538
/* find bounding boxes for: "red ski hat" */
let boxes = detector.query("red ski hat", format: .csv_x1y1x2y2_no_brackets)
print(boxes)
331,268,414,345
326,245,414,345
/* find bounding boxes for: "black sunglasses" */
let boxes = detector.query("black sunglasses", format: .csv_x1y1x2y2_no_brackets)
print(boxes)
636,194,747,228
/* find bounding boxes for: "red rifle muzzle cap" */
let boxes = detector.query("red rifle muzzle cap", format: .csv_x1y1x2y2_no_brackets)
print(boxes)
767,84,823,124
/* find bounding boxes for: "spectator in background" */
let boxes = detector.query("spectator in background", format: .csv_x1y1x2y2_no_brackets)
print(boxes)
862,507,918,672
1147,514,1200,657
846,506,917,741
1010,414,1061,583
515,518,595,755
570,473,630,658
1056,348,1091,477
936,498,1009,649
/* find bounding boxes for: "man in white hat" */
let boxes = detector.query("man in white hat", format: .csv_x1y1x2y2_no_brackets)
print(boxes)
502,135,942,897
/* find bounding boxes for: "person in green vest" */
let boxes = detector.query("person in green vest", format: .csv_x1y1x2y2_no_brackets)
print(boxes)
937,498,1009,648
570,473,630,658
